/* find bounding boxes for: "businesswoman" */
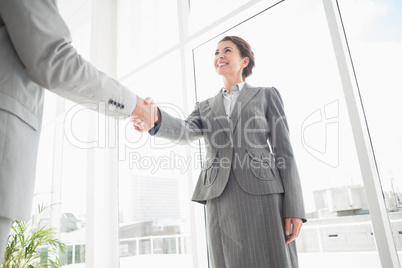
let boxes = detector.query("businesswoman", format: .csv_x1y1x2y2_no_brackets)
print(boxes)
136,36,306,268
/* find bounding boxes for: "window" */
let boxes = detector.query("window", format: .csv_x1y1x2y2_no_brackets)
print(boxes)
116,0,180,76
117,50,203,267
30,0,400,267
189,0,254,33
338,0,402,256
192,0,386,266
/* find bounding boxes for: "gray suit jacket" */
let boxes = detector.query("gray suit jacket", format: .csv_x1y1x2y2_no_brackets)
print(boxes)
153,84,306,221
0,0,135,220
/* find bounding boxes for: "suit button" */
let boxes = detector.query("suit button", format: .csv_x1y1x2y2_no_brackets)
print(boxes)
108,99,113,104
121,104,125,109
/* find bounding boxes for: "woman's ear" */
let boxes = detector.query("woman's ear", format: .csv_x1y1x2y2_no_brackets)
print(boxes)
243,57,250,67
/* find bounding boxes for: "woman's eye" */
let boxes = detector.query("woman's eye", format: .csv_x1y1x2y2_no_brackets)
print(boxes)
225,49,231,52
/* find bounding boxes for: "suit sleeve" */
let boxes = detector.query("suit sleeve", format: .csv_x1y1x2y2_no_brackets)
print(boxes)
149,103,204,145
0,0,135,116
267,87,307,222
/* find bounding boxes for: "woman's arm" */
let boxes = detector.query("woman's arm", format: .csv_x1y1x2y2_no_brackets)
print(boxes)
133,98,204,145
153,107,204,145
267,87,307,222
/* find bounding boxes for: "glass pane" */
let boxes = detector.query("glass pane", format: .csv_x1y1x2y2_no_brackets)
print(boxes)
338,0,402,259
58,16,92,268
118,50,196,268
189,0,254,33
192,0,381,267
57,99,89,267
60,245,74,266
117,0,180,76
75,244,86,263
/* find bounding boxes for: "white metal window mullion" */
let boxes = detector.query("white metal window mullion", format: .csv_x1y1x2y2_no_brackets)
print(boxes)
86,0,120,267
177,1,210,267
322,0,400,267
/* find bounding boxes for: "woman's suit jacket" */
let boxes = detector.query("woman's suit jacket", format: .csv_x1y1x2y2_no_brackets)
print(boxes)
0,0,135,220
152,84,306,221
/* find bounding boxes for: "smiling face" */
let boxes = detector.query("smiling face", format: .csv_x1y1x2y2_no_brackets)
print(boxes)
214,40,249,82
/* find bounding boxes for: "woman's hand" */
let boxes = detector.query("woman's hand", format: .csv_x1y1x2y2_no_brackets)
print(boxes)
284,217,303,244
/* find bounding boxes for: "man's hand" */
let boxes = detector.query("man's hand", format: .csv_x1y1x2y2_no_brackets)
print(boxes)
131,97,159,132
130,96,154,132
284,217,303,244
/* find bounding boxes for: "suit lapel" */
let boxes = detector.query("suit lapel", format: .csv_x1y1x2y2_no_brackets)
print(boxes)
231,83,260,132
208,90,231,137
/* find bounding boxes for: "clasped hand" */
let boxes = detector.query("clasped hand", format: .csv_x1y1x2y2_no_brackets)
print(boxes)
131,96,158,132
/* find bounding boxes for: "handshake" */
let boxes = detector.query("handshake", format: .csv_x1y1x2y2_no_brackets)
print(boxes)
130,96,160,132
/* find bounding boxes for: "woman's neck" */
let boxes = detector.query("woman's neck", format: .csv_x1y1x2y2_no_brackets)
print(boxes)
223,77,243,94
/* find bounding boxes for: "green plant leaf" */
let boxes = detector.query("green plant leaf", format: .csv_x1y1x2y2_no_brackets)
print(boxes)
2,204,66,268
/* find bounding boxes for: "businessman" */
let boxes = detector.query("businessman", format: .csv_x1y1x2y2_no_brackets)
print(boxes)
0,0,151,261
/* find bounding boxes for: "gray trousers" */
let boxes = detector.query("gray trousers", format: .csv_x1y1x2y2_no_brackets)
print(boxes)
206,171,298,268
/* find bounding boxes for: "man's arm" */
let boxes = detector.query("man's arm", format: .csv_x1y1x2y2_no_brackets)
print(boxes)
0,0,152,126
